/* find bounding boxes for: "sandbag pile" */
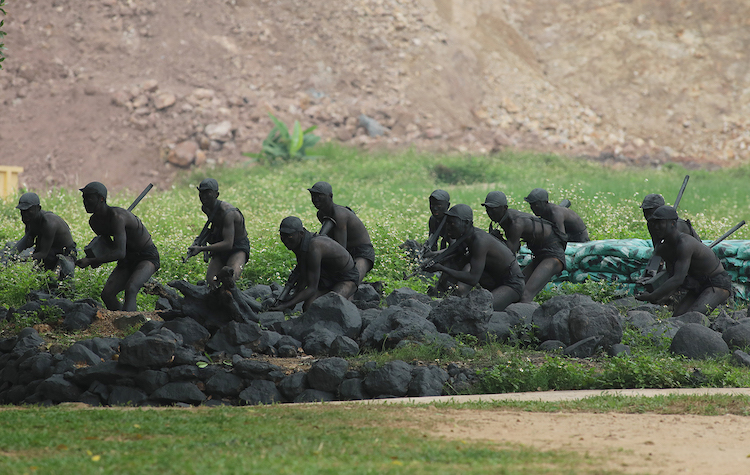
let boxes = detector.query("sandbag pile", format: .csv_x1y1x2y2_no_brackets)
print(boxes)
518,239,750,302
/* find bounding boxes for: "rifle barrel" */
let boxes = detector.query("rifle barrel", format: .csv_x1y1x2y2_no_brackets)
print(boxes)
127,183,154,212
709,220,746,248
673,175,689,209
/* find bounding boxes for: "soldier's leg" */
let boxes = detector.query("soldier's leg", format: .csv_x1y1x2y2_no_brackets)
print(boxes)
225,251,248,285
521,258,563,303
354,257,373,285
491,286,522,312
205,257,224,289
121,261,157,312
332,280,358,300
681,287,730,316
101,266,131,311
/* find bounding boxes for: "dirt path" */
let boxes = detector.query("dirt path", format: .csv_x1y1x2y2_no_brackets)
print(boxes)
344,388,750,474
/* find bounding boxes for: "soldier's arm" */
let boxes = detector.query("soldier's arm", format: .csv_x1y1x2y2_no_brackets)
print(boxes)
639,245,691,302
30,221,55,261
430,240,486,286
276,246,323,310
504,221,523,254
14,229,34,253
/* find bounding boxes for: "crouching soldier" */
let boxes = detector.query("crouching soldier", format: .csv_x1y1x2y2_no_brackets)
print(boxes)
425,204,524,311
270,216,360,312
635,206,730,317
75,182,159,311
13,192,77,280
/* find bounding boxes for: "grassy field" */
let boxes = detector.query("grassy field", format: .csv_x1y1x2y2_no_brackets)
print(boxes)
2,144,750,309
0,394,748,474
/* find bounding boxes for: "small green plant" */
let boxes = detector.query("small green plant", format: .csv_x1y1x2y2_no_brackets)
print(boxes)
245,113,320,164
536,279,627,304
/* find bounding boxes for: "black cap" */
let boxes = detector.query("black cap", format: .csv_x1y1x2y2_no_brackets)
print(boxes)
481,191,507,208
79,181,108,200
444,204,473,221
640,193,665,210
279,216,305,233
16,192,40,210
197,178,219,191
308,181,333,195
429,189,450,202
524,188,548,203
648,205,679,221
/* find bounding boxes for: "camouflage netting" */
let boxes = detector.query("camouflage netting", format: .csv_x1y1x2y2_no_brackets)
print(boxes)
517,239,750,302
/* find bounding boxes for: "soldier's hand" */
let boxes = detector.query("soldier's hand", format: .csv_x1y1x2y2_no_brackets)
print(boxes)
187,246,202,257
634,292,650,302
75,258,92,268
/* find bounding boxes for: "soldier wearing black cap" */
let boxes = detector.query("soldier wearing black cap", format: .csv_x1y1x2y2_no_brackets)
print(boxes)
187,178,249,289
270,216,359,311
425,204,524,311
481,191,566,303
425,189,453,253
525,188,589,243
640,193,700,240
13,192,77,279
636,206,731,316
75,181,159,311
308,181,374,285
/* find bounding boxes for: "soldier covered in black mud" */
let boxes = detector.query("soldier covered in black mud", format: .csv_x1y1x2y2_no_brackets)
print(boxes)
309,181,374,285
75,181,159,312
481,191,566,303
425,189,453,255
186,178,250,289
425,204,524,311
635,206,731,316
525,188,589,243
270,216,359,312
12,192,77,280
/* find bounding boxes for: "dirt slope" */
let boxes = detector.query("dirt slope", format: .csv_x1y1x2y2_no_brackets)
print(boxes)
1,0,749,193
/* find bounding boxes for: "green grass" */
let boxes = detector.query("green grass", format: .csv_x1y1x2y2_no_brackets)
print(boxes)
0,404,621,475
2,144,749,309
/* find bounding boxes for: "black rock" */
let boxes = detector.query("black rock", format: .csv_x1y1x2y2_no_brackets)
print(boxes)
150,382,207,405
205,371,244,397
408,365,448,397
428,288,494,336
339,378,367,400
163,318,210,351
722,322,750,350
233,360,283,380
307,357,349,393
278,371,308,401
293,389,335,403
568,303,622,350
363,360,412,398
302,328,338,356
135,370,170,394
563,336,602,358
119,332,177,369
238,380,282,405
108,386,148,406
288,292,362,341
670,323,729,359
330,335,359,357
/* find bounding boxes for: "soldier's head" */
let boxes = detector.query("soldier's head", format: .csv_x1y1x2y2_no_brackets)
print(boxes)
16,192,41,224
279,216,306,250
647,205,678,240
79,182,108,213
481,191,508,222
197,178,220,205
308,181,333,210
444,204,473,239
640,193,665,220
524,188,549,215
429,189,450,218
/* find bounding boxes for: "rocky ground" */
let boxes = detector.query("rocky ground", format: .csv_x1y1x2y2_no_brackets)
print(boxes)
1,0,750,193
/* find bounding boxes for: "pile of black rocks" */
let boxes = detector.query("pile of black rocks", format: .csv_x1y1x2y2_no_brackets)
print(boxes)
2,281,750,407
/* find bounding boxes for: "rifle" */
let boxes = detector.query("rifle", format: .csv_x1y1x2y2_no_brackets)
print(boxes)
642,175,690,278
708,220,745,249
421,215,447,256
405,230,471,279
273,267,301,307
84,183,154,264
183,201,221,263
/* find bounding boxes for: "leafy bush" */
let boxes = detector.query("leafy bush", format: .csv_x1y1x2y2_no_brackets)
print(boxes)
246,113,320,164
0,261,56,308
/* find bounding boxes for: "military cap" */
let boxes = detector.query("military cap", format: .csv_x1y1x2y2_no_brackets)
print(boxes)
481,191,507,208
79,181,108,200
308,181,333,195
197,178,219,191
279,216,305,234
640,193,665,210
16,192,40,210
444,204,473,221
524,188,549,203
648,205,679,221
429,189,450,202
